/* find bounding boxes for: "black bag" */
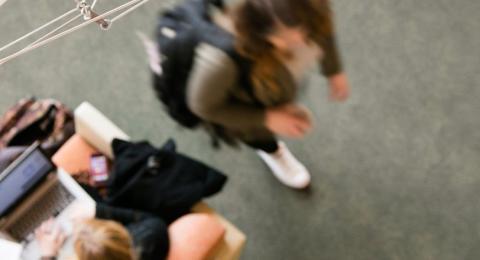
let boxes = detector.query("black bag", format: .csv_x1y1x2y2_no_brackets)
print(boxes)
152,0,251,128
105,138,227,223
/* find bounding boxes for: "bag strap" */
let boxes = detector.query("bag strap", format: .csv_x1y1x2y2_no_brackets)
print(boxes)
206,0,224,9
201,31,261,106
204,0,224,12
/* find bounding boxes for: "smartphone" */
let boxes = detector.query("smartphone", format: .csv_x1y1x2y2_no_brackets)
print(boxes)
89,154,109,187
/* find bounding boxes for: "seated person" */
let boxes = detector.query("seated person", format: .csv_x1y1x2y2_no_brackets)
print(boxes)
35,202,169,260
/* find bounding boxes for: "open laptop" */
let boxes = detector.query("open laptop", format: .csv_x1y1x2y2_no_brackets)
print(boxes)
0,142,95,259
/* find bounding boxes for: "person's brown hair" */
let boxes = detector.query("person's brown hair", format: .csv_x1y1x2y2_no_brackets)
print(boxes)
233,0,333,101
74,219,136,260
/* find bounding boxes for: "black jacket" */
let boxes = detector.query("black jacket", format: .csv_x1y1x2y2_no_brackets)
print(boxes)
96,203,170,260
106,139,227,224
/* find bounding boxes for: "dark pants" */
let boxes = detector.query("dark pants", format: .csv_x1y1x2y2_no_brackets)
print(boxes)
244,139,279,153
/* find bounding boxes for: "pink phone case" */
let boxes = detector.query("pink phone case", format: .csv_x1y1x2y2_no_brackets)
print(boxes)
90,154,109,185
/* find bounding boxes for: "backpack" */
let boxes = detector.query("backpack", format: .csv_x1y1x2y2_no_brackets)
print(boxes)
152,0,252,129
0,97,75,156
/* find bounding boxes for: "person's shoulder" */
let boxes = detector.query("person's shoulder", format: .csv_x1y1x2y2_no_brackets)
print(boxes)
194,43,237,71
128,217,169,260
196,43,233,66
127,217,168,239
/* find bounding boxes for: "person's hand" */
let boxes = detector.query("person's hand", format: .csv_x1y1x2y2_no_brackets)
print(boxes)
265,104,313,138
328,73,350,101
68,201,96,224
34,218,66,258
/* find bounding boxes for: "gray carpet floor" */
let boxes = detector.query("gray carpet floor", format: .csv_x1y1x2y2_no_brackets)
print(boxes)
1,0,479,259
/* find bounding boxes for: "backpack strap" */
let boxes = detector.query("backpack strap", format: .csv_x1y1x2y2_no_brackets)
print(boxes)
200,28,262,107
206,0,224,9
199,0,225,21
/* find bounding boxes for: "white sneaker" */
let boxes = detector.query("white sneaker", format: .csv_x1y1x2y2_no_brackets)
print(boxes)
256,141,311,189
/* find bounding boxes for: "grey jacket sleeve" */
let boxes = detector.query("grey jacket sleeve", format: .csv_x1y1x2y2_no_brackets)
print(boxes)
320,34,343,77
186,43,266,130
320,0,344,77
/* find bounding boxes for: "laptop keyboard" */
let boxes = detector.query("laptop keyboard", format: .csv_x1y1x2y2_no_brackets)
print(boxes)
8,182,75,241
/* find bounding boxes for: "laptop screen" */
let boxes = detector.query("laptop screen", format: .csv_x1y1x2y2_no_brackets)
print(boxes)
0,147,54,216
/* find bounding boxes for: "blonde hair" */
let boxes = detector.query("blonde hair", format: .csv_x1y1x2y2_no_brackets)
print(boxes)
74,219,136,260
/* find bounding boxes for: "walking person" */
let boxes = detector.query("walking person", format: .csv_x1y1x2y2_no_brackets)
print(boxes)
150,0,350,189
